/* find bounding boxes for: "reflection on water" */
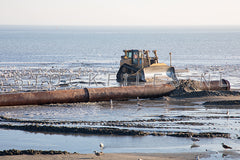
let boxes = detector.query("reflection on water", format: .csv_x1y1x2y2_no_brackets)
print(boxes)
1,99,240,135
1,128,240,155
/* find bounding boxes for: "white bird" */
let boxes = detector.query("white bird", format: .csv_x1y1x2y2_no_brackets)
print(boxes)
100,142,104,151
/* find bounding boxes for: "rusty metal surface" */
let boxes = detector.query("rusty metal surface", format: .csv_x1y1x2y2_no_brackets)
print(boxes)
88,84,176,102
0,79,230,107
0,89,88,106
0,84,176,106
199,79,231,91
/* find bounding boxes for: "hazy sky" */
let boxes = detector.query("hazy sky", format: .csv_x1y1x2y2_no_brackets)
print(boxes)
1,0,240,26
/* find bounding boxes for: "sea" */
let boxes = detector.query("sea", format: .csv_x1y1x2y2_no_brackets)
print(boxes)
0,26,240,159
0,25,239,89
0,25,240,65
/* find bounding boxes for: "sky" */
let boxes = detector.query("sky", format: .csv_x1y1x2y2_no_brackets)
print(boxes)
0,0,240,26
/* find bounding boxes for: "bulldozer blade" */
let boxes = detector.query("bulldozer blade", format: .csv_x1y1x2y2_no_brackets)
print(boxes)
143,65,177,82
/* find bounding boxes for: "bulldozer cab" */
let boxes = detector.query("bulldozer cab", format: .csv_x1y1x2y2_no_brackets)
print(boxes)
123,50,141,66
121,49,158,68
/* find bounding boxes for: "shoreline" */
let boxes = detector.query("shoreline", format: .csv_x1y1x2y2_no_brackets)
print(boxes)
1,149,240,160
0,152,209,160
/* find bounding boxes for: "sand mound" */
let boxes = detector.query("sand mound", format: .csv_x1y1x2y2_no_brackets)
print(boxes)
170,79,240,98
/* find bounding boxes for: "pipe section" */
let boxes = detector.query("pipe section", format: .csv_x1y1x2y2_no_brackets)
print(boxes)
0,84,175,106
88,84,175,102
199,79,230,91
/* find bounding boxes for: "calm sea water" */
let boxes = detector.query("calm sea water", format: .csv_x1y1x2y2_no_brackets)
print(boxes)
0,26,240,66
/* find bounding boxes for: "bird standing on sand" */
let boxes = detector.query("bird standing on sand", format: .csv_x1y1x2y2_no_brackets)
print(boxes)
222,143,232,149
94,151,103,156
190,135,200,148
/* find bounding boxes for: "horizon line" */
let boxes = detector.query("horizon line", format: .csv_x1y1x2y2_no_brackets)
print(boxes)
0,24,240,27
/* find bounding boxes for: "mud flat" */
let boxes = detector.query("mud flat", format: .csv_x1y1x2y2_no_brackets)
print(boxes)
170,79,240,97
0,149,69,156
168,79,240,104
0,123,230,138
0,79,240,157
203,100,240,106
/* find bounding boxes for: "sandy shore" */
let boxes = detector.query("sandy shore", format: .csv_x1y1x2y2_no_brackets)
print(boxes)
0,152,208,160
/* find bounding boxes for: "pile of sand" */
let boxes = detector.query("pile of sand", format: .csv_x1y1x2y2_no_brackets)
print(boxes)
169,79,240,98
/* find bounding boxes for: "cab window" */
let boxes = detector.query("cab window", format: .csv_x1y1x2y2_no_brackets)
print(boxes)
127,51,132,58
133,51,138,64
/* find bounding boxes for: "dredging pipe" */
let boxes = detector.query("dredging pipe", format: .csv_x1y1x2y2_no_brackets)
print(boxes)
0,84,176,106
199,79,230,91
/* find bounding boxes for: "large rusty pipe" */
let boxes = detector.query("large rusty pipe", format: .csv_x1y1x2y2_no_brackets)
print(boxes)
0,89,88,106
0,84,176,106
199,79,230,91
88,84,175,102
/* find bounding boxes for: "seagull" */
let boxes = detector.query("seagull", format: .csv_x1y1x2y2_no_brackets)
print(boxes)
222,143,232,149
191,136,200,142
100,143,104,151
93,151,103,156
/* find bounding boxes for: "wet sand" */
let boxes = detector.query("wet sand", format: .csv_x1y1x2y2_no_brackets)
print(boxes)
2,150,240,160
0,152,208,160
2,151,240,160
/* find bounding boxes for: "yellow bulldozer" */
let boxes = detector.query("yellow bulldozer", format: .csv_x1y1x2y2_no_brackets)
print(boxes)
116,49,177,82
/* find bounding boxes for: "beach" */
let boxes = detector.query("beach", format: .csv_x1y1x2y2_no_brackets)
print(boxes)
0,152,210,160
